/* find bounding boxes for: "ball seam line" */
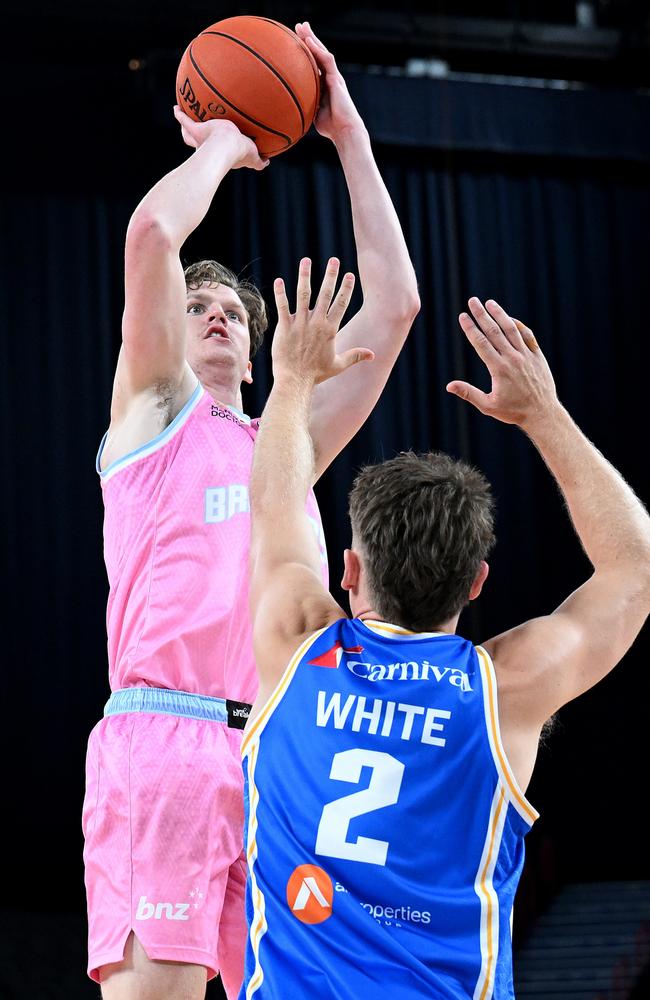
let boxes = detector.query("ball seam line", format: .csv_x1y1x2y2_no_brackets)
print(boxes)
186,43,292,147
200,30,306,134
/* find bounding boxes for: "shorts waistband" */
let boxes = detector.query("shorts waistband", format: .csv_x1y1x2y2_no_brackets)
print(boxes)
104,688,252,729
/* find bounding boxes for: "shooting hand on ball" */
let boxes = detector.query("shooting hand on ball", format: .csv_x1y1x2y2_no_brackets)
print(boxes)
173,106,269,171
294,23,365,142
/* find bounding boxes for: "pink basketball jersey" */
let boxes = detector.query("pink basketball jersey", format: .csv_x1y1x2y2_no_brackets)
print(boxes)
97,383,329,702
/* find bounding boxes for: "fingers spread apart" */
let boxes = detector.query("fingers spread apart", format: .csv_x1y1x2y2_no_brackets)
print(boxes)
273,278,291,323
328,272,355,328
275,258,356,340
296,258,312,313
313,257,340,316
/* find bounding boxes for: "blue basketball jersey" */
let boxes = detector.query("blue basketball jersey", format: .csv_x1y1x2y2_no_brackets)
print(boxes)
240,617,538,1000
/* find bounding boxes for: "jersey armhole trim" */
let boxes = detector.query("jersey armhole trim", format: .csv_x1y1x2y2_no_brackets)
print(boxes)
96,380,203,481
241,625,330,758
476,644,539,826
243,740,267,1000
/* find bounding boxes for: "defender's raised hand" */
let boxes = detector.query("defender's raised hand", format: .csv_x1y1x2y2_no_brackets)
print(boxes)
447,297,558,429
272,258,374,386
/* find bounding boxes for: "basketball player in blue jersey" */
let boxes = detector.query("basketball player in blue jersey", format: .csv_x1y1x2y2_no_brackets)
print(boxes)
241,258,650,1000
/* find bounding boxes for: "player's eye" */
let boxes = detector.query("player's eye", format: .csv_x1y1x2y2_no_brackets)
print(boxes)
226,311,242,322
187,303,204,315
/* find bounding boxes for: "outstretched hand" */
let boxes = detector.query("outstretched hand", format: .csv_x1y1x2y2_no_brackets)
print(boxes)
173,106,269,171
294,22,364,141
447,297,558,429
272,258,374,386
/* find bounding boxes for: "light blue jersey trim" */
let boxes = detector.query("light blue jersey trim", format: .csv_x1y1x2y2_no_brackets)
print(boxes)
104,686,228,722
96,381,204,479
225,402,251,424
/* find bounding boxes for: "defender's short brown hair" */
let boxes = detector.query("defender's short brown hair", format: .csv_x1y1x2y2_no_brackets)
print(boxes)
184,260,268,358
348,451,495,631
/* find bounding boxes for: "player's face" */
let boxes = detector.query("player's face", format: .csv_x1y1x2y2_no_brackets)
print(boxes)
185,282,252,384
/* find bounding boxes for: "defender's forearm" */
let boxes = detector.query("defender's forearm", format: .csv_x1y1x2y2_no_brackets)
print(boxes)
335,128,418,316
524,404,650,572
250,377,315,532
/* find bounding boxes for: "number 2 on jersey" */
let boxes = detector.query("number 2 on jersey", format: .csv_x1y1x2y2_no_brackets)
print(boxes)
315,748,405,866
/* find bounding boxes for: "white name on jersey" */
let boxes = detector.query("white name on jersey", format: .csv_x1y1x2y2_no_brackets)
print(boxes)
205,484,249,523
204,488,327,560
316,691,451,747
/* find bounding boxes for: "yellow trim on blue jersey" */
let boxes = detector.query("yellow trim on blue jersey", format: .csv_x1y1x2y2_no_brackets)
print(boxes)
358,619,446,639
241,626,329,758
244,741,268,999
476,646,539,825
473,785,508,1000
242,627,331,996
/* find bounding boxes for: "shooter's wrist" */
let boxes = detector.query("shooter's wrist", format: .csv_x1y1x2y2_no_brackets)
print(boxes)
330,120,370,154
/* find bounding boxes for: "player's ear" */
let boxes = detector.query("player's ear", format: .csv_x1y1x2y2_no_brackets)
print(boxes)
468,561,489,601
341,548,360,593
243,361,253,385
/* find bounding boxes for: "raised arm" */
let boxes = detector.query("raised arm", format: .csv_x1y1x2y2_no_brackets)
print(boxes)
448,299,650,738
295,23,420,478
107,111,266,449
249,258,373,689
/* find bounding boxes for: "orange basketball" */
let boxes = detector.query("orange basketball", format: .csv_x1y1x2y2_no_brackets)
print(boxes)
176,16,321,158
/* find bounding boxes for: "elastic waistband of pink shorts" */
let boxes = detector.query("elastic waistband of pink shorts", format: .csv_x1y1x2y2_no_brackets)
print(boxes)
104,687,252,729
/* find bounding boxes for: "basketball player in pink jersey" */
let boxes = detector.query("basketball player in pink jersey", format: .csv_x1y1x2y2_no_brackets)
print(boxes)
82,21,419,1000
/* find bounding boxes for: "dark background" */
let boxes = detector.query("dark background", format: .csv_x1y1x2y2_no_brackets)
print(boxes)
0,2,649,997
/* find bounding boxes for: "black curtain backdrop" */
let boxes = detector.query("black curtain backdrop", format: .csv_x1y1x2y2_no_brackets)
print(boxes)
1,62,649,992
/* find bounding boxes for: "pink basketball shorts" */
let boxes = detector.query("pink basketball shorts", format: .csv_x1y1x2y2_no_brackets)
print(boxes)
82,688,252,997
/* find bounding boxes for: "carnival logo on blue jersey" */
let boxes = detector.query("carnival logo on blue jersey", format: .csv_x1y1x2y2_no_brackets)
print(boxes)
286,864,334,925
347,658,473,691
309,641,473,691
308,640,364,669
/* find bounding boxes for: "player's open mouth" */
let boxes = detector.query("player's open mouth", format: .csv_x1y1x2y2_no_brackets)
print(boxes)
206,325,230,342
